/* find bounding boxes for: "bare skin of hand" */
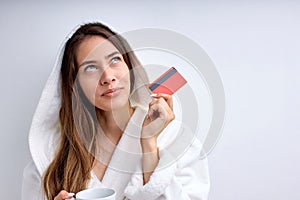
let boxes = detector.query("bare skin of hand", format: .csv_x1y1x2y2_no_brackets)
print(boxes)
54,190,74,200
142,93,174,140
141,93,175,184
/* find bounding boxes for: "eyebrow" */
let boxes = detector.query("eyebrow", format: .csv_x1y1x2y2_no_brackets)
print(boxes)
105,51,120,60
79,51,121,68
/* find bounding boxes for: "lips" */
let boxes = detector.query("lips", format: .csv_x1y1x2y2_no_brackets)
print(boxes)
101,87,123,97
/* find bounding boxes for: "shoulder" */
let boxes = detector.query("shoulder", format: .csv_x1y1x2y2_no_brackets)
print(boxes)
22,159,47,200
29,126,61,176
23,160,41,179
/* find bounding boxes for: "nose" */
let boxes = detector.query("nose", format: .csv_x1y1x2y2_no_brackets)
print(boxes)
99,68,116,85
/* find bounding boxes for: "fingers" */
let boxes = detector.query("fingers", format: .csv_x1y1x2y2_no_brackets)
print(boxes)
54,190,75,200
148,99,172,121
151,93,173,110
147,93,175,124
149,93,174,120
148,102,167,121
142,93,175,139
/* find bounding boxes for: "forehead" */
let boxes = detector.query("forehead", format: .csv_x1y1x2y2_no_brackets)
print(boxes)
76,36,119,65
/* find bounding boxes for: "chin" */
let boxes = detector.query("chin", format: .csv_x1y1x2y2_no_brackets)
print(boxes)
95,97,129,112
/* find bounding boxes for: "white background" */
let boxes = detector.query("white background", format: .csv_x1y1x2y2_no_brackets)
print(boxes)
0,1,299,199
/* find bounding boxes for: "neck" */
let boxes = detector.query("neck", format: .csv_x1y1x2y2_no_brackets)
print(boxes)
97,103,134,144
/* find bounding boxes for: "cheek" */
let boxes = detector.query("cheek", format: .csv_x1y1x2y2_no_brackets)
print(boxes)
119,73,130,85
117,67,131,85
78,76,99,102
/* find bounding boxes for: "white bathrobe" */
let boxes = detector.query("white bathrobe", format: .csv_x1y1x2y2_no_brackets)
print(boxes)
21,25,210,200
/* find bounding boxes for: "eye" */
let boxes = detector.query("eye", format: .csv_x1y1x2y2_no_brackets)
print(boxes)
85,65,97,72
111,56,121,64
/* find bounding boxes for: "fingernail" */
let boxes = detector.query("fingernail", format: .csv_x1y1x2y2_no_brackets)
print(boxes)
150,93,158,97
68,193,75,197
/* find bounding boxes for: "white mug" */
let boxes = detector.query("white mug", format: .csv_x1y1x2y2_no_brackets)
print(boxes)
75,188,116,200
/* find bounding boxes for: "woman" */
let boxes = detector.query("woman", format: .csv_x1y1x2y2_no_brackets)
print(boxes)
22,22,210,200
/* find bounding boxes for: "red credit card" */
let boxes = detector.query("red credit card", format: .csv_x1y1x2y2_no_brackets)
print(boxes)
148,67,187,95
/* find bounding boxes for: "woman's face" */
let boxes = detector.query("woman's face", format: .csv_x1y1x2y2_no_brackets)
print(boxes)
76,36,131,111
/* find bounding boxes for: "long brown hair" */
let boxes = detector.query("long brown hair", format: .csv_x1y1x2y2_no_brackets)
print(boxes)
43,22,139,200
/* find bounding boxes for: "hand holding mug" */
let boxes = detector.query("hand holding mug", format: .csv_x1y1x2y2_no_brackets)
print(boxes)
54,188,115,200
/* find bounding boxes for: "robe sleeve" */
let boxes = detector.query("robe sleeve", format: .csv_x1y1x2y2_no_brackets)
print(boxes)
124,138,210,200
